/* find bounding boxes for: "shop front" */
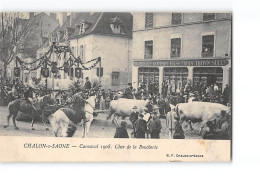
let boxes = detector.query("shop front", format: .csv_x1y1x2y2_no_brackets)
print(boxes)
138,67,159,93
193,67,223,91
163,67,188,93
132,58,231,94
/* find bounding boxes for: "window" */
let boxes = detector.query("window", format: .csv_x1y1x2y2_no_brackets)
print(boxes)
163,67,188,91
203,13,216,21
144,40,153,59
110,24,121,34
112,72,120,86
138,67,159,93
202,35,214,57
171,13,182,25
171,38,181,58
79,45,85,61
76,24,80,32
80,23,85,34
145,13,153,28
193,67,223,90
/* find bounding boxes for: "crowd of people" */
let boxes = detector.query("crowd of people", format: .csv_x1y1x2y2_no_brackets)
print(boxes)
0,76,231,139
114,105,163,139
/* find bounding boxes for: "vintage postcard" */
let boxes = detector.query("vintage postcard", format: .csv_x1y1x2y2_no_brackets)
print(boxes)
0,12,231,162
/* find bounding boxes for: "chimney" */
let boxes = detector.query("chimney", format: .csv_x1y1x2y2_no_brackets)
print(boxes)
57,12,67,26
67,15,71,26
50,13,57,21
70,12,77,27
62,12,67,25
29,12,34,19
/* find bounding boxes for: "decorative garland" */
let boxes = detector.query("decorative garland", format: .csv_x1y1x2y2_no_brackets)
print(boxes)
14,43,101,73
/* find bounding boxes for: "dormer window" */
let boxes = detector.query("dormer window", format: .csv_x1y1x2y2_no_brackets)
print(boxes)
80,23,85,34
110,24,121,34
76,24,80,32
110,16,123,34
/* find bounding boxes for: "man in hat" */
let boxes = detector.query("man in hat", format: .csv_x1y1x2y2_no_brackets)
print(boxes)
142,107,151,123
114,121,129,138
157,94,166,118
134,114,147,138
145,98,153,113
164,97,171,115
223,84,230,106
130,106,139,137
201,121,216,139
124,83,133,99
148,106,162,139
142,107,151,138
84,77,91,91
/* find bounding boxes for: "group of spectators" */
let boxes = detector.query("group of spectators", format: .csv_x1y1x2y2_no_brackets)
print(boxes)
1,76,231,113
114,105,163,139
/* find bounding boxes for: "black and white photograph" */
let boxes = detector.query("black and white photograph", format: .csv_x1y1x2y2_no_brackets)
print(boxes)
0,12,232,142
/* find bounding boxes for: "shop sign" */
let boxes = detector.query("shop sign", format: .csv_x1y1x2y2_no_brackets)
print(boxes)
134,59,229,67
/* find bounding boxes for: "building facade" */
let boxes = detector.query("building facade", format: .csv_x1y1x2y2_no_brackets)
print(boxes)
131,12,231,94
39,12,133,90
7,12,59,85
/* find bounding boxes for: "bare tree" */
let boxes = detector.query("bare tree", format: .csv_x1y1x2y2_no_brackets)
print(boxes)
0,12,42,78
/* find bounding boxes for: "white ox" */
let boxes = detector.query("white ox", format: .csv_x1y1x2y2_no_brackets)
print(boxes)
175,102,230,130
107,98,149,124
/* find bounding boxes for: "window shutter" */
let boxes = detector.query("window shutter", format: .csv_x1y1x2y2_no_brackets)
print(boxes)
145,13,153,28
203,13,216,21
172,13,182,25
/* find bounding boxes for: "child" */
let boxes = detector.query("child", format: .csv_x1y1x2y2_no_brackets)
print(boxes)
114,121,129,138
173,116,185,139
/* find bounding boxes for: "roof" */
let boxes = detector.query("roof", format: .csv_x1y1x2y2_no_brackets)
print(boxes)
52,12,133,40
92,12,132,37
69,12,102,39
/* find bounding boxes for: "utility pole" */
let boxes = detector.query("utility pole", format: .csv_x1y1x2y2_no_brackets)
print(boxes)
99,58,101,84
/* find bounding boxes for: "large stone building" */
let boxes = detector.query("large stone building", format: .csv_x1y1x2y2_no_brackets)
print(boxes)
7,12,59,84
131,12,231,94
39,12,133,90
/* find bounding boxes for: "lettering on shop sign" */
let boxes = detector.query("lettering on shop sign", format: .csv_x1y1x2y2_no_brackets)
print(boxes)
133,59,229,67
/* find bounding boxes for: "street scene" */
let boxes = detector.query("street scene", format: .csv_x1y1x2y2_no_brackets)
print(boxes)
0,12,232,140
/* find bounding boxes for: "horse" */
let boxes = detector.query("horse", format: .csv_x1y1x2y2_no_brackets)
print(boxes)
3,95,57,130
3,98,39,130
36,94,58,130
48,95,96,137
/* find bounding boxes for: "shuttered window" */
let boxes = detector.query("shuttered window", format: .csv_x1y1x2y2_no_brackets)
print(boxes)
112,72,120,86
203,13,216,21
171,13,182,25
145,13,153,28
